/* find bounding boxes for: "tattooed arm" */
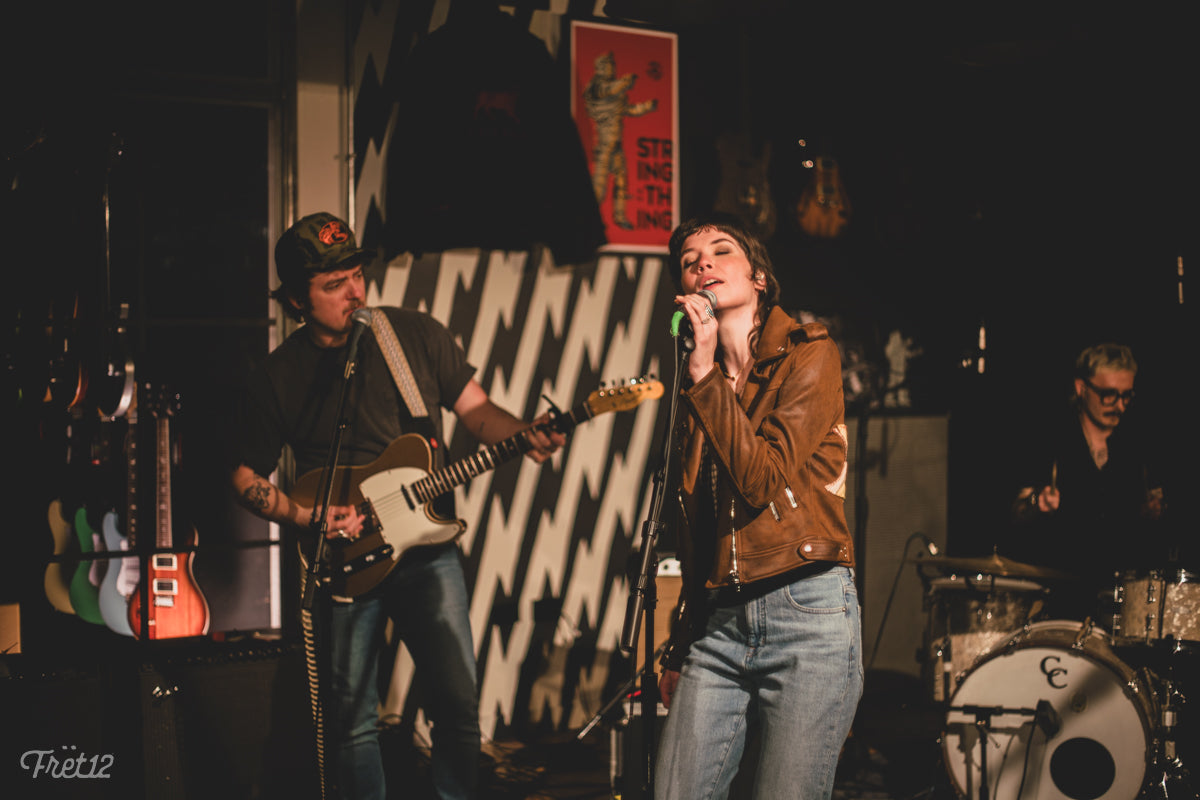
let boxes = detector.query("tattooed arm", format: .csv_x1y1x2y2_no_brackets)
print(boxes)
231,464,365,540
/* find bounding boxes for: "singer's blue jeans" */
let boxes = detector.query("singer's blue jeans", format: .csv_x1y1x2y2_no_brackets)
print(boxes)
654,566,863,800
324,544,479,800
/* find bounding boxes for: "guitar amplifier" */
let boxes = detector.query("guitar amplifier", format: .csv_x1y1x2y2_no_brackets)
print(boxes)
0,655,139,799
138,639,320,800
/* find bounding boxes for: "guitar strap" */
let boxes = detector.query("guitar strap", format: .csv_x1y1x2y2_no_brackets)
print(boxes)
368,308,430,418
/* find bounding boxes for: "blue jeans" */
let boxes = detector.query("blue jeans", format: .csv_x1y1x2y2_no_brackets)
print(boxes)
324,544,479,800
654,567,863,800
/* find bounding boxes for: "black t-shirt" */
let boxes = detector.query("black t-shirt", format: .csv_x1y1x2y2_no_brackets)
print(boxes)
1007,407,1169,617
231,307,476,483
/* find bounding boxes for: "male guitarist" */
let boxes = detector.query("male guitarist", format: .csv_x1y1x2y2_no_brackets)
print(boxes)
228,212,564,800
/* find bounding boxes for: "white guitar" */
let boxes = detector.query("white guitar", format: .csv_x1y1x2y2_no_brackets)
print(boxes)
291,377,663,597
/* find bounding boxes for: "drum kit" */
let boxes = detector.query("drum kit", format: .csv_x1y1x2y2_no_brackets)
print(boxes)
914,551,1197,800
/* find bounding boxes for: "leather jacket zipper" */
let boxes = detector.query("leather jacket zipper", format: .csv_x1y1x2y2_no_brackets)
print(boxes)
728,497,740,588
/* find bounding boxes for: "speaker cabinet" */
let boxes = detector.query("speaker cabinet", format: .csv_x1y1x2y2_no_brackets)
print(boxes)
845,414,949,679
0,658,138,799
138,641,321,800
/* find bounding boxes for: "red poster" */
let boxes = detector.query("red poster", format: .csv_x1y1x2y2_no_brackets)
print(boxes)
571,21,678,252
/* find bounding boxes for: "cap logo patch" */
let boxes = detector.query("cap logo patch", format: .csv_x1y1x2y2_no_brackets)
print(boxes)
318,221,350,246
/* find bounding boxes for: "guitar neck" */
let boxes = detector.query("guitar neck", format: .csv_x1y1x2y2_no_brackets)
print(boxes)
407,399,590,506
156,415,172,549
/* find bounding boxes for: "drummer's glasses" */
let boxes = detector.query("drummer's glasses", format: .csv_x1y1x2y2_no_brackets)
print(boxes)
1083,378,1135,406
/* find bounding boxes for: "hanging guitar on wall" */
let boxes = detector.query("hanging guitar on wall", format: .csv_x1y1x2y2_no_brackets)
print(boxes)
795,140,852,238
712,26,776,241
99,394,139,637
128,385,210,639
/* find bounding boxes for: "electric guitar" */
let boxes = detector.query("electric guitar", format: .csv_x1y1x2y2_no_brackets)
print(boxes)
67,506,105,625
128,387,210,639
712,28,776,241
292,377,664,598
795,153,852,239
99,407,139,637
43,499,76,615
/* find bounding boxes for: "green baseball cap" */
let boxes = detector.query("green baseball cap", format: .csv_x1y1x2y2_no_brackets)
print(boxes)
274,212,373,292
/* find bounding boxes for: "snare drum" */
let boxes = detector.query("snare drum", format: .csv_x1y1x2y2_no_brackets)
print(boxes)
1112,569,1200,646
924,574,1048,701
942,620,1156,800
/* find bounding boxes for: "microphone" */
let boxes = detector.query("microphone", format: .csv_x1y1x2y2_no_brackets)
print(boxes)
1034,699,1060,738
671,289,718,338
344,307,373,376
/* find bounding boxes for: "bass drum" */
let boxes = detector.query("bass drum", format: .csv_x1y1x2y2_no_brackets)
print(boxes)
942,620,1156,800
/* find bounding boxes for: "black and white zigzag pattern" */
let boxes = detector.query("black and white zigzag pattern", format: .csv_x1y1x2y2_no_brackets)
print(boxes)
349,2,678,739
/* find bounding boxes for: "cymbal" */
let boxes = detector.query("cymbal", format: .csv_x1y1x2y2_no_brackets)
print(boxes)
909,552,1075,581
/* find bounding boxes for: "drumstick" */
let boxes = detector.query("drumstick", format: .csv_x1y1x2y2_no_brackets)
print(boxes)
1050,461,1057,493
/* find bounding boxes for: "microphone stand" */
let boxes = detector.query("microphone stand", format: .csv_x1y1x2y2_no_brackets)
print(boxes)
949,703,1042,800
618,328,692,800
301,329,365,611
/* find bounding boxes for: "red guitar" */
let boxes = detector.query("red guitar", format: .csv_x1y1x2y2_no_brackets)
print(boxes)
128,387,210,639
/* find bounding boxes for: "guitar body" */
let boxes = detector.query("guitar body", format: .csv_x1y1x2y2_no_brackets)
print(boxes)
292,434,466,598
43,499,76,615
714,131,777,240
796,155,851,238
98,510,136,636
290,378,664,598
127,527,210,639
68,507,105,625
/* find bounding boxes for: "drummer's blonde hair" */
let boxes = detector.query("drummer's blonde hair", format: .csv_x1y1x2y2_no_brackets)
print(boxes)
1075,343,1137,380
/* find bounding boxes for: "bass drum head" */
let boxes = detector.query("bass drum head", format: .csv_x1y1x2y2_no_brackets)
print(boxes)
942,620,1155,800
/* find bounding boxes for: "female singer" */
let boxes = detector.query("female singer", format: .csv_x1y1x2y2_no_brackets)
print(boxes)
655,213,863,799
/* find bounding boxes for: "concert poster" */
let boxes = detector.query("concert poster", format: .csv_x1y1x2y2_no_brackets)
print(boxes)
570,21,678,252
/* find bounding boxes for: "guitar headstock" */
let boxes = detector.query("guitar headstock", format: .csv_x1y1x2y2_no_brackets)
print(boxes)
144,383,181,419
584,376,664,417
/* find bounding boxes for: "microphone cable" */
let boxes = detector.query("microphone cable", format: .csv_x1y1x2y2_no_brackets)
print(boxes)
866,531,939,672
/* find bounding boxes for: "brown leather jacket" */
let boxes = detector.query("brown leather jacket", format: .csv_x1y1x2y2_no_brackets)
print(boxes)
664,307,854,667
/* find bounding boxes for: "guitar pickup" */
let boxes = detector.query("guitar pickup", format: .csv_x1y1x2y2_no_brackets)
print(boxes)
339,543,395,575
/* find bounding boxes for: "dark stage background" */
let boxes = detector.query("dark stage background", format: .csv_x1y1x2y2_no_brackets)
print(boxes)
2,2,1196,795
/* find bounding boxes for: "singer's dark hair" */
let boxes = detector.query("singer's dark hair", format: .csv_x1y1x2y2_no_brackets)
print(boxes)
271,284,307,322
668,212,781,345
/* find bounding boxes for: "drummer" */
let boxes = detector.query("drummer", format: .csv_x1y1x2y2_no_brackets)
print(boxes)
1006,342,1172,621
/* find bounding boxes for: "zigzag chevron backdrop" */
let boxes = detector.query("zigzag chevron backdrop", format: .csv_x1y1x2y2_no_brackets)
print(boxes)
372,249,677,739
349,2,679,740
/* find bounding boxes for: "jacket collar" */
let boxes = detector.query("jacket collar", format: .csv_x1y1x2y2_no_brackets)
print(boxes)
740,307,825,411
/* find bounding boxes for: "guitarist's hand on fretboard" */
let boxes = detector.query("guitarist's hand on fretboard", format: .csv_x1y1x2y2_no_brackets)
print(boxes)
522,411,569,464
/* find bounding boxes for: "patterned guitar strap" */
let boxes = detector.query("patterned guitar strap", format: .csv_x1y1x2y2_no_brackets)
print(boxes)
299,307,428,799
368,307,430,417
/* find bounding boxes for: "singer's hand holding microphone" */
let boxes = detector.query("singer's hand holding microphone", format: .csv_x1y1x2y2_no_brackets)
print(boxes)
672,289,718,377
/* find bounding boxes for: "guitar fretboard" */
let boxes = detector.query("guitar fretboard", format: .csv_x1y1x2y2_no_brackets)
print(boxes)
406,397,597,504
126,412,138,547
156,415,171,549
